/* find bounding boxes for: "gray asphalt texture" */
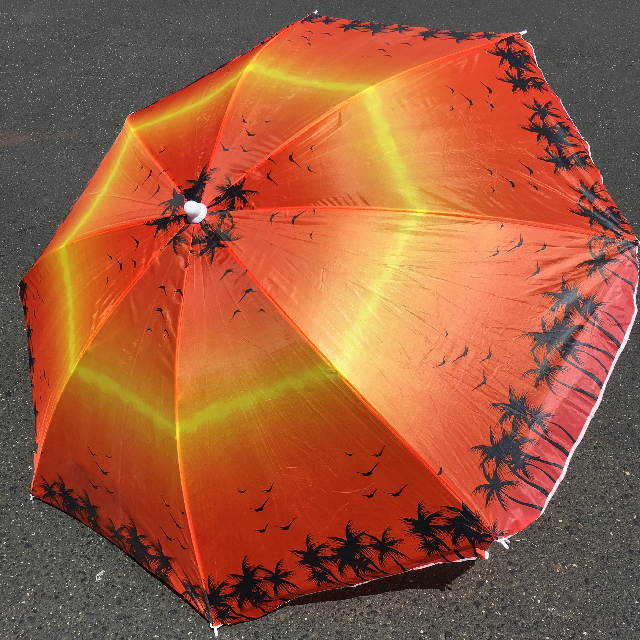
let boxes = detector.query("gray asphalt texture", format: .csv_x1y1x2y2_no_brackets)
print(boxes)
1,1,638,639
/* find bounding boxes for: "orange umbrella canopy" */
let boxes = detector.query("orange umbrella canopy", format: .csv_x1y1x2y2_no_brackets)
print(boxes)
21,14,638,629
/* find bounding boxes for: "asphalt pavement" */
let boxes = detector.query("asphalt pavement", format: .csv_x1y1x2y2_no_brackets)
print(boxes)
1,1,638,639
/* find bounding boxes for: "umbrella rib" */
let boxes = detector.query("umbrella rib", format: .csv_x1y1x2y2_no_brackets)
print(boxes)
34,218,175,267
207,19,301,173
210,35,518,190
173,231,210,605
48,119,184,260
210,240,475,519
127,117,184,196
245,205,601,237
35,203,600,266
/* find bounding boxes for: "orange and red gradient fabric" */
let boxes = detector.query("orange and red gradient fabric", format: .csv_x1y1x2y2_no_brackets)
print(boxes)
21,15,637,628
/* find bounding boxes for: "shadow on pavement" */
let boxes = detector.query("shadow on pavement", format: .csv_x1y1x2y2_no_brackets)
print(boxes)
284,560,474,607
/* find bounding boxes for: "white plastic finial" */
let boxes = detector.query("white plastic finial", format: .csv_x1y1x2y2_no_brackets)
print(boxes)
184,200,207,224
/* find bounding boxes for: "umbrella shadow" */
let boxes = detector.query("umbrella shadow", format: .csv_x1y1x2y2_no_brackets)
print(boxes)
284,561,474,608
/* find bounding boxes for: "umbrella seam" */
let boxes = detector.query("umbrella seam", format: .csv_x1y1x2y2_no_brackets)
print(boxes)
209,34,519,193
128,19,302,131
38,205,633,268
173,228,211,612
34,200,617,272
207,19,301,173
243,205,607,238
210,241,482,529
34,119,184,270
126,117,185,196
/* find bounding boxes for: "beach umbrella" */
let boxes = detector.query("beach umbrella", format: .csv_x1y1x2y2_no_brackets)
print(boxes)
20,13,638,631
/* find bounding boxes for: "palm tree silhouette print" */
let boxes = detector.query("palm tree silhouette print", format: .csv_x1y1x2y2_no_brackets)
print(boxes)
572,202,626,238
120,520,155,570
78,490,100,528
441,30,476,43
439,504,494,559
360,21,391,36
492,388,570,457
524,316,614,363
205,578,242,624
500,68,546,93
401,502,449,560
539,147,576,173
595,236,638,269
473,429,560,498
105,518,126,546
414,29,443,41
539,278,622,366
576,292,624,347
597,207,632,237
51,475,84,518
578,245,635,289
18,280,28,315
262,560,298,598
368,527,409,572
525,120,578,151
210,177,258,211
182,166,216,202
213,209,235,227
159,189,186,217
339,20,367,33
542,278,583,321
291,534,340,586
389,23,412,34
38,478,178,578
529,398,577,446
490,37,547,94
327,521,381,580
148,539,174,580
167,223,190,255
473,469,541,512
572,179,607,206
190,219,242,264
180,578,206,611
524,98,561,123
39,477,59,502
553,123,579,153
523,351,598,401
566,150,591,170
518,92,596,175
227,557,271,613
555,339,606,388
489,42,535,72
146,191,186,236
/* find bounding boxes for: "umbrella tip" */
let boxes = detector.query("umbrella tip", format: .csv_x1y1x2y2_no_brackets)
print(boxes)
184,200,207,224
